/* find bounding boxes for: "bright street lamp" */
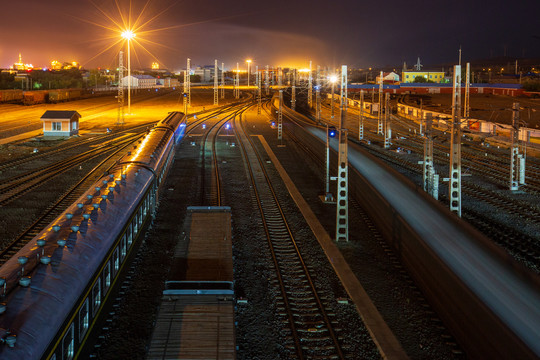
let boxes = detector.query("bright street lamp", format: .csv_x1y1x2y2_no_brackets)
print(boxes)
246,59,252,87
122,30,136,114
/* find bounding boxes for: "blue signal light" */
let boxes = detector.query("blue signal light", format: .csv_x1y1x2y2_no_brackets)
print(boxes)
328,126,337,138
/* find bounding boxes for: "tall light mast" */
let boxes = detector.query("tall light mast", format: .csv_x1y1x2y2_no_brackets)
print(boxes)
187,58,191,105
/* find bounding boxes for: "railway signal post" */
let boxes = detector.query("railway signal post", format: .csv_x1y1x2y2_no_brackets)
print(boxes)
324,125,336,203
510,102,525,190
384,92,391,149
336,65,349,242
448,65,462,217
421,113,438,199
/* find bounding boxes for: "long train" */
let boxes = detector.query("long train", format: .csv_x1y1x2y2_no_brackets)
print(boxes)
0,89,118,105
0,111,186,359
282,111,540,359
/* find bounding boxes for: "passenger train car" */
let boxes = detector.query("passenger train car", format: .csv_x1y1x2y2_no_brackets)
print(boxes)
0,112,186,360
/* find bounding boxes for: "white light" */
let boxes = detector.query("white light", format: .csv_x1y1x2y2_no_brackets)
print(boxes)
329,75,338,83
122,30,136,40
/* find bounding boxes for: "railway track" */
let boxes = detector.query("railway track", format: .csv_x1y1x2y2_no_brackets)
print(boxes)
0,132,146,205
234,108,346,359
0,137,141,264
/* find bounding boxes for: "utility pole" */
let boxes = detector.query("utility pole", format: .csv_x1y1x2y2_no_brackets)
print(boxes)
214,59,218,105
336,65,349,242
308,60,313,108
116,50,125,125
186,58,191,106
221,62,225,99
449,65,462,217
384,92,391,149
378,71,383,134
265,65,270,95
278,90,283,141
358,90,364,140
419,98,423,135
464,62,470,127
183,59,189,114
421,113,438,199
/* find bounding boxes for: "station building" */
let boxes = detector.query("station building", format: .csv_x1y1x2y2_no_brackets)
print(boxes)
40,110,80,137
121,75,157,88
402,70,446,83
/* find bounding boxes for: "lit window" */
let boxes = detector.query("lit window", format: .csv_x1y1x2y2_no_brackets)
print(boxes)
113,248,119,273
79,299,89,341
63,324,74,360
104,262,111,291
92,279,101,316
52,122,61,131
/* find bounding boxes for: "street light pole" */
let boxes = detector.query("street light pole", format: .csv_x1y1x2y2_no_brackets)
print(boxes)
246,59,252,87
121,30,135,114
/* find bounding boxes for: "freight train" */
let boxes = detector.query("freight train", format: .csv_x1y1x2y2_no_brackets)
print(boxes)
0,89,99,105
0,111,186,359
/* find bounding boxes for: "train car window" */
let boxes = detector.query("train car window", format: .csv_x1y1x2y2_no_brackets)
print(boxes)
127,225,133,247
92,278,101,317
104,261,111,291
51,354,57,360
133,218,138,234
121,235,127,259
143,197,148,216
113,248,120,274
79,299,89,341
62,324,74,360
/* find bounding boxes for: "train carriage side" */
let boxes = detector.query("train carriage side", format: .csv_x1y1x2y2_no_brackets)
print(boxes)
0,113,186,360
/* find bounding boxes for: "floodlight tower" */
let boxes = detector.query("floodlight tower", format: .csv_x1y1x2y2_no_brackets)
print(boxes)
246,59,252,87
121,30,136,114
257,66,262,114
214,59,218,105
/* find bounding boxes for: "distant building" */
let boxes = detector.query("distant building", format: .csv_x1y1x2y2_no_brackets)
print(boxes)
121,75,157,88
193,65,221,83
376,72,400,83
11,53,33,71
402,70,445,83
157,78,180,87
41,110,81,137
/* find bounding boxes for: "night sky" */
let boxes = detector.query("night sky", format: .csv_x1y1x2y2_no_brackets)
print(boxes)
1,0,539,71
